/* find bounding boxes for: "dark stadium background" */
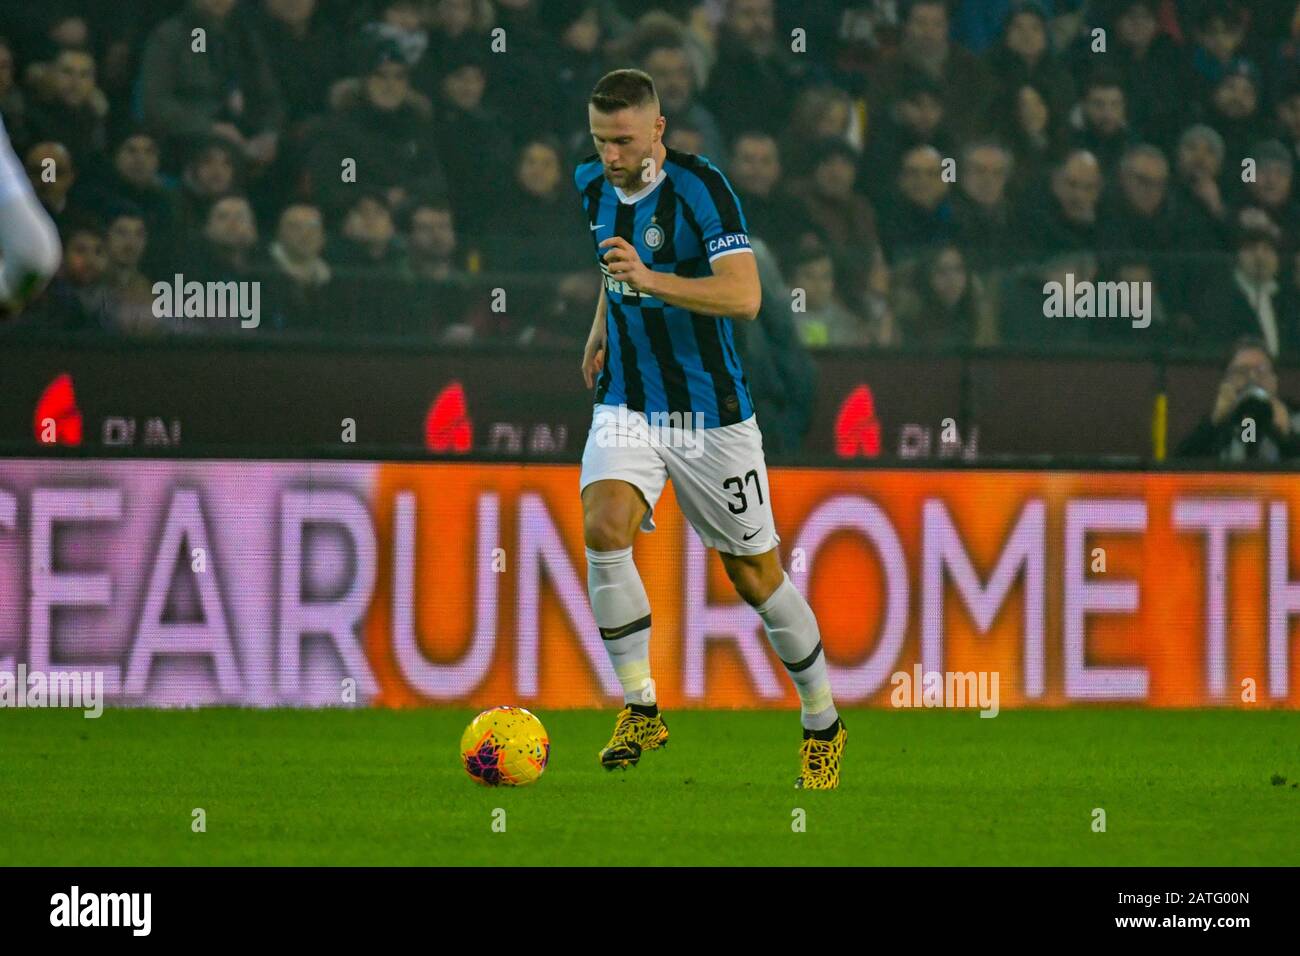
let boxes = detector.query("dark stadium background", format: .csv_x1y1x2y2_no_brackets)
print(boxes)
1,0,1299,464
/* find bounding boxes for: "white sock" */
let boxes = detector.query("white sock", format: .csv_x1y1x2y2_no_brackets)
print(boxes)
756,572,838,731
586,546,655,706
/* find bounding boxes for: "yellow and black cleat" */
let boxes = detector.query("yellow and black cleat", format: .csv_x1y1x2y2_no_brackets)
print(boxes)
794,718,846,790
599,706,669,770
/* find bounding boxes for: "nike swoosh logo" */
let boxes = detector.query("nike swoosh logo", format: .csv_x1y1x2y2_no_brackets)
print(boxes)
590,223,607,231
742,528,762,541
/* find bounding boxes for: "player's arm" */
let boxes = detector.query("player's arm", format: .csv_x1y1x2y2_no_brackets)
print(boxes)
600,236,760,321
581,286,608,388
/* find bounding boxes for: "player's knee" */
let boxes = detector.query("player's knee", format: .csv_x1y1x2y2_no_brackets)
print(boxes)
583,506,635,551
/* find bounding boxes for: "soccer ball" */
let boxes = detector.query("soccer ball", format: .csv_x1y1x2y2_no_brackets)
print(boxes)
460,706,550,786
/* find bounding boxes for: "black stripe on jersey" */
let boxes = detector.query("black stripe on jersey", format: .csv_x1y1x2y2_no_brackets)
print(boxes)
669,148,746,233
719,323,755,409
594,354,611,403
639,304,694,414
690,311,743,426
678,196,705,251
609,300,645,410
649,177,679,265
583,171,605,246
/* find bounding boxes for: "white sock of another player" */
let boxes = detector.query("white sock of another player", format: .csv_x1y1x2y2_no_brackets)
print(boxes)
755,572,839,732
586,546,656,708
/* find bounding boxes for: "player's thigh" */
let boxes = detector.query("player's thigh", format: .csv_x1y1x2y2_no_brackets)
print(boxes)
663,416,780,557
580,479,652,550
579,405,669,550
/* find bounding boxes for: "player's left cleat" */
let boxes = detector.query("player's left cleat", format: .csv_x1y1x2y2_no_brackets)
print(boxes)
794,717,846,790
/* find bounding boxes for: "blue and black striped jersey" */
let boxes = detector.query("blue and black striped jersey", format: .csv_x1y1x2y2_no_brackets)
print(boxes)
574,147,756,428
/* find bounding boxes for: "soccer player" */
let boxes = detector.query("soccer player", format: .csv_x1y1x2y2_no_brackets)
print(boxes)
574,70,846,789
0,113,61,318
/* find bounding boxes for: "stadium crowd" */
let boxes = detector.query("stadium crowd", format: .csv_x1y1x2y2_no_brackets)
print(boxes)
1,0,1300,358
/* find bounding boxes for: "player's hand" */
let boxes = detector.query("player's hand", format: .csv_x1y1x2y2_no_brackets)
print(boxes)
582,334,605,389
599,236,654,295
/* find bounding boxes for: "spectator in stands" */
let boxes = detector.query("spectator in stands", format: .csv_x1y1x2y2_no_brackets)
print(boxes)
737,236,818,456
484,136,588,273
1104,0,1181,146
43,218,111,331
189,194,260,284
1192,221,1288,356
403,199,463,282
1187,2,1253,104
781,85,856,189
1201,59,1269,173
139,0,285,170
1020,148,1102,256
1176,335,1300,461
871,0,992,140
876,144,955,262
1068,68,1133,174
704,0,812,142
1099,143,1206,307
23,141,81,225
1276,78,1300,166
788,243,881,347
665,118,704,155
25,47,108,165
728,131,802,257
1242,140,1299,238
307,38,446,220
1173,124,1230,250
890,243,994,347
255,0,347,123
953,139,1020,270
996,79,1064,192
331,192,402,273
988,0,1075,125
86,129,175,255
101,209,157,335
431,44,509,238
860,73,954,206
263,202,331,332
786,138,881,271
642,38,726,164
0,36,30,152
177,138,241,238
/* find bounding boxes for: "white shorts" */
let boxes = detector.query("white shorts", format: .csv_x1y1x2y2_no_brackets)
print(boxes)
578,403,781,555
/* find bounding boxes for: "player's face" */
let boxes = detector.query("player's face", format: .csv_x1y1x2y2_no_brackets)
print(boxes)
590,103,663,190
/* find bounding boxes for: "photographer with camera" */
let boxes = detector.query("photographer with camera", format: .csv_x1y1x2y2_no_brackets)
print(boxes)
1176,336,1300,462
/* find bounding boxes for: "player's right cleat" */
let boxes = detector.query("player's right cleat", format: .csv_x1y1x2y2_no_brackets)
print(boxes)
598,706,669,770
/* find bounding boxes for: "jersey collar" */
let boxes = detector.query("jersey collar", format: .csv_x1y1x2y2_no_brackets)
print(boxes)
614,165,667,205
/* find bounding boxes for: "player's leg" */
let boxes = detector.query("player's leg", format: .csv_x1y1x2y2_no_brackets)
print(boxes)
665,416,846,788
0,117,61,317
578,405,670,768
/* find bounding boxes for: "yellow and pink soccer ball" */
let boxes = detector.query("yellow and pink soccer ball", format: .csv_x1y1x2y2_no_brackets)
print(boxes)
460,706,550,786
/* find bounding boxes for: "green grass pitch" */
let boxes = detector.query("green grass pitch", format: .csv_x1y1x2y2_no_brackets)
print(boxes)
1,708,1297,866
